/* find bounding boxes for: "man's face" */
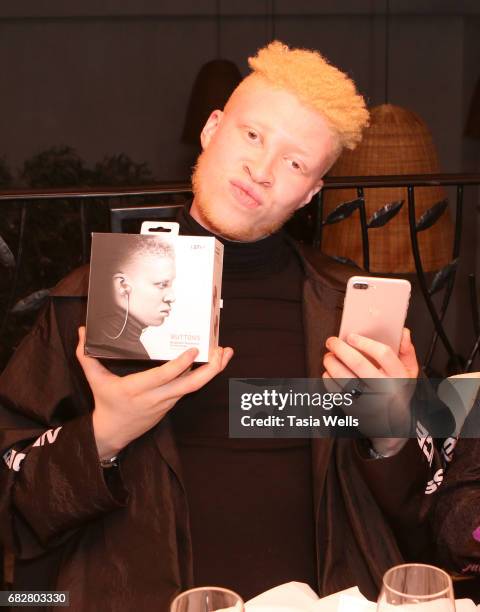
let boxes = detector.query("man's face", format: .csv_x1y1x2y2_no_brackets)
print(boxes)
191,78,338,241
114,255,176,328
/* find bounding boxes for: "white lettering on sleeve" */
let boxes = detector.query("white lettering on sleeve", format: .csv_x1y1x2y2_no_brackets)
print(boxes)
425,468,444,495
416,421,434,466
3,426,63,472
32,426,62,448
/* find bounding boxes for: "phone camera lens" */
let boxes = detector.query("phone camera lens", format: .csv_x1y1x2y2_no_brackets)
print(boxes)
353,283,368,290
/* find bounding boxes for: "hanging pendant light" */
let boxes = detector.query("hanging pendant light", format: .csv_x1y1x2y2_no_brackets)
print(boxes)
181,0,242,145
321,2,453,273
322,104,453,273
182,59,242,145
465,77,480,139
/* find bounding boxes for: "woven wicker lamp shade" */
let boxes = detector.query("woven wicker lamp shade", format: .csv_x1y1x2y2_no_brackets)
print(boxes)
321,104,453,272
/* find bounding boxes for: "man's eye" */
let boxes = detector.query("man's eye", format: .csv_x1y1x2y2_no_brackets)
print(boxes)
247,130,258,141
289,159,301,171
155,282,169,289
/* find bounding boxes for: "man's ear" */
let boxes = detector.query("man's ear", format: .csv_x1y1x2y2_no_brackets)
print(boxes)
113,273,131,297
296,179,324,210
200,110,224,150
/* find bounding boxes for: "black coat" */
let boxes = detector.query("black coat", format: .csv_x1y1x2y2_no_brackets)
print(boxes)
0,245,437,611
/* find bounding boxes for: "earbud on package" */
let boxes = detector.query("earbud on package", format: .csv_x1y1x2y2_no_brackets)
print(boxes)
85,222,223,362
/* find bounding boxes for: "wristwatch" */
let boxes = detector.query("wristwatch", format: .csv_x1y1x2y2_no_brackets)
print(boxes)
368,445,388,460
100,455,119,469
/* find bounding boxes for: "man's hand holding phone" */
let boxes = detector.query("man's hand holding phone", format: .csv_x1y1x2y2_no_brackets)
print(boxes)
323,328,418,381
323,328,419,456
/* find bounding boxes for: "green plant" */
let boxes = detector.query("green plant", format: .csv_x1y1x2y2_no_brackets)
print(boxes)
91,153,153,186
21,146,88,188
0,157,12,188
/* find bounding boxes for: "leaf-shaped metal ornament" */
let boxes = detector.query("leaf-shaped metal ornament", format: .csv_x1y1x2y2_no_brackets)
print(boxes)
367,200,404,229
416,199,448,232
331,255,362,269
0,234,15,268
323,198,362,225
429,259,458,295
11,289,50,314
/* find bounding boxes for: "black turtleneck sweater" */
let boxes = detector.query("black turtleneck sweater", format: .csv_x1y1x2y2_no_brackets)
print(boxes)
170,206,317,600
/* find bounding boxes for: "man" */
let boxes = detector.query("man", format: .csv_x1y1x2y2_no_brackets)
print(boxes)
1,42,431,611
86,234,176,359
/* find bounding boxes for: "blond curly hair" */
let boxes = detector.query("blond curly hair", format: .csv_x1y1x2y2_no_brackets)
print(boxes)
242,41,369,152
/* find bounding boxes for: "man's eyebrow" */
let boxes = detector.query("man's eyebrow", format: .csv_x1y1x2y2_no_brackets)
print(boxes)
282,140,314,161
239,117,266,131
241,118,313,159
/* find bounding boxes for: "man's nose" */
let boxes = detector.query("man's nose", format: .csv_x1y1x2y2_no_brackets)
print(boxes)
163,290,175,304
244,153,275,186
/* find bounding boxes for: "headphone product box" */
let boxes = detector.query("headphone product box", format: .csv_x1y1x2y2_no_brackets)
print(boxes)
85,222,223,362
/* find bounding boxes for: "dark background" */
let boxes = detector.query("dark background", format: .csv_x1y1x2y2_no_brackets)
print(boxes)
0,0,479,180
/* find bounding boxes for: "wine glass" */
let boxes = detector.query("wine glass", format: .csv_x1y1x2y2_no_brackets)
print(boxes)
170,586,244,612
377,563,455,610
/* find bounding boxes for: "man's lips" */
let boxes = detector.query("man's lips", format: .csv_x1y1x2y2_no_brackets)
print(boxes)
229,180,262,209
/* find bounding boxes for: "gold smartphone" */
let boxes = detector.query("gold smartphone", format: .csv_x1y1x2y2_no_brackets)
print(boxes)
339,276,411,354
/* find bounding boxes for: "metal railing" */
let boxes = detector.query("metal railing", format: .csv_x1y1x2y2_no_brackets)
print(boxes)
1,173,479,374
315,174,480,374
